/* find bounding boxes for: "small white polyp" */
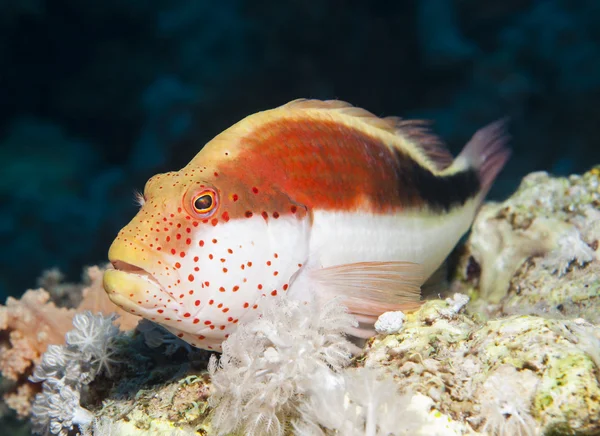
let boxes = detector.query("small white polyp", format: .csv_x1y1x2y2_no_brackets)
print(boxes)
375,311,406,334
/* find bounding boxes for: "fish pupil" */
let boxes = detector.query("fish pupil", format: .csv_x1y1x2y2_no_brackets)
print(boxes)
195,194,213,211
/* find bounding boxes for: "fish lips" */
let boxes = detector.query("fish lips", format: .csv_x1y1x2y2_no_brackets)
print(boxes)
103,264,164,315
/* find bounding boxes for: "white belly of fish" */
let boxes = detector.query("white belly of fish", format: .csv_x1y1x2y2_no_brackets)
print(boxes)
307,200,479,280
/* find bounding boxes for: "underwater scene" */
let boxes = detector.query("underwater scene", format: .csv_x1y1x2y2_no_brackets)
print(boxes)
1,1,600,435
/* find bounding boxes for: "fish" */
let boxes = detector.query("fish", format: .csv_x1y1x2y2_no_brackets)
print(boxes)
103,99,510,351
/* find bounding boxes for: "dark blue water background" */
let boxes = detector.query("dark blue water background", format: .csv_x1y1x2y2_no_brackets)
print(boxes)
1,0,599,299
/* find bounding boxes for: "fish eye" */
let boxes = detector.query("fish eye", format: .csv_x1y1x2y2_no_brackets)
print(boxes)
192,191,217,215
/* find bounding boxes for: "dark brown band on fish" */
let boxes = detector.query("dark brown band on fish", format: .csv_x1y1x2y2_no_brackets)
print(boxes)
392,148,480,212
214,117,480,216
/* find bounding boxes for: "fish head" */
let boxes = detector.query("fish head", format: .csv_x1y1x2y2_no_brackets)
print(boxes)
103,163,310,350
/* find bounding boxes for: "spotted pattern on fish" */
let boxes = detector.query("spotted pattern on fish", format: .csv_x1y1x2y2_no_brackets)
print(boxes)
103,99,510,351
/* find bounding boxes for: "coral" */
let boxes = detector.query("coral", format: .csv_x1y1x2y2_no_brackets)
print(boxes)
477,365,539,436
0,290,73,381
453,167,600,321
362,299,600,435
30,312,120,436
374,311,406,334
208,297,358,435
0,266,138,418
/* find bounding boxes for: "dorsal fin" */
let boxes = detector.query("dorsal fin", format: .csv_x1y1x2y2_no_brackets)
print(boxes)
281,99,454,171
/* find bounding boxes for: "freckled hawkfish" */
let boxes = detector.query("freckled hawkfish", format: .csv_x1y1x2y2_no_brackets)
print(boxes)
103,99,510,351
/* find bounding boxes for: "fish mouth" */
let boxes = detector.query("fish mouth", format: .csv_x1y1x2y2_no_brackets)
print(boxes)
110,260,163,289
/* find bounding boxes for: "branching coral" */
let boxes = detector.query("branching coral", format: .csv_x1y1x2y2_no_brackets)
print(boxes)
30,312,120,436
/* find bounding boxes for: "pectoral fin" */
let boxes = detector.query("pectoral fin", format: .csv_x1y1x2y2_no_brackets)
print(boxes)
310,261,424,334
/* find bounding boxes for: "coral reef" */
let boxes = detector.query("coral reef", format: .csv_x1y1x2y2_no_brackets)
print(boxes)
27,166,595,436
453,166,600,322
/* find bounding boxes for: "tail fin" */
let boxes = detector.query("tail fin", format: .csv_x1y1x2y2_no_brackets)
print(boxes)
454,119,511,198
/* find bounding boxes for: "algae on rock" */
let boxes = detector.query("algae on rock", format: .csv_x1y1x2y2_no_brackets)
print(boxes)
361,299,600,435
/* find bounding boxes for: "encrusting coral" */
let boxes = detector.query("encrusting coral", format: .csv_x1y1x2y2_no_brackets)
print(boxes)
0,266,138,418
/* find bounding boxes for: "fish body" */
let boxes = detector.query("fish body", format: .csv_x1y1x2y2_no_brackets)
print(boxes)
103,99,510,350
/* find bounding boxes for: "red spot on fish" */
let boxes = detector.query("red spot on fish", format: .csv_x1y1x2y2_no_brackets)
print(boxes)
218,303,223,308
179,294,184,298
166,236,171,242
271,290,277,296
273,212,280,219
222,212,230,222
175,262,181,269
253,304,258,309
194,266,199,271
232,194,239,201
199,240,204,247
193,221,199,227
283,284,289,291
258,284,263,290
219,326,226,330
176,233,182,240
267,261,272,266
214,172,219,177
180,251,186,257
232,286,239,292
189,290,194,295
273,271,279,276
227,248,233,254
291,205,297,213
171,249,176,255
193,319,200,324
247,261,253,267
209,299,214,305
188,274,195,282
194,256,199,262
262,211,268,219
243,302,249,308
186,227,191,233
186,238,191,245
240,264,245,270
205,281,210,286
209,254,214,260
220,258,226,263
223,267,228,273
204,320,212,325
211,219,218,226
177,333,184,338
227,317,233,322
158,309,164,313
212,238,217,244
195,300,201,306
184,313,191,318
198,335,205,340
245,211,253,218
219,287,226,292
178,208,182,213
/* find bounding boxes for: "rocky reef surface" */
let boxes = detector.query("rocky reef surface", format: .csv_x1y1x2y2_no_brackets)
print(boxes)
2,167,599,435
